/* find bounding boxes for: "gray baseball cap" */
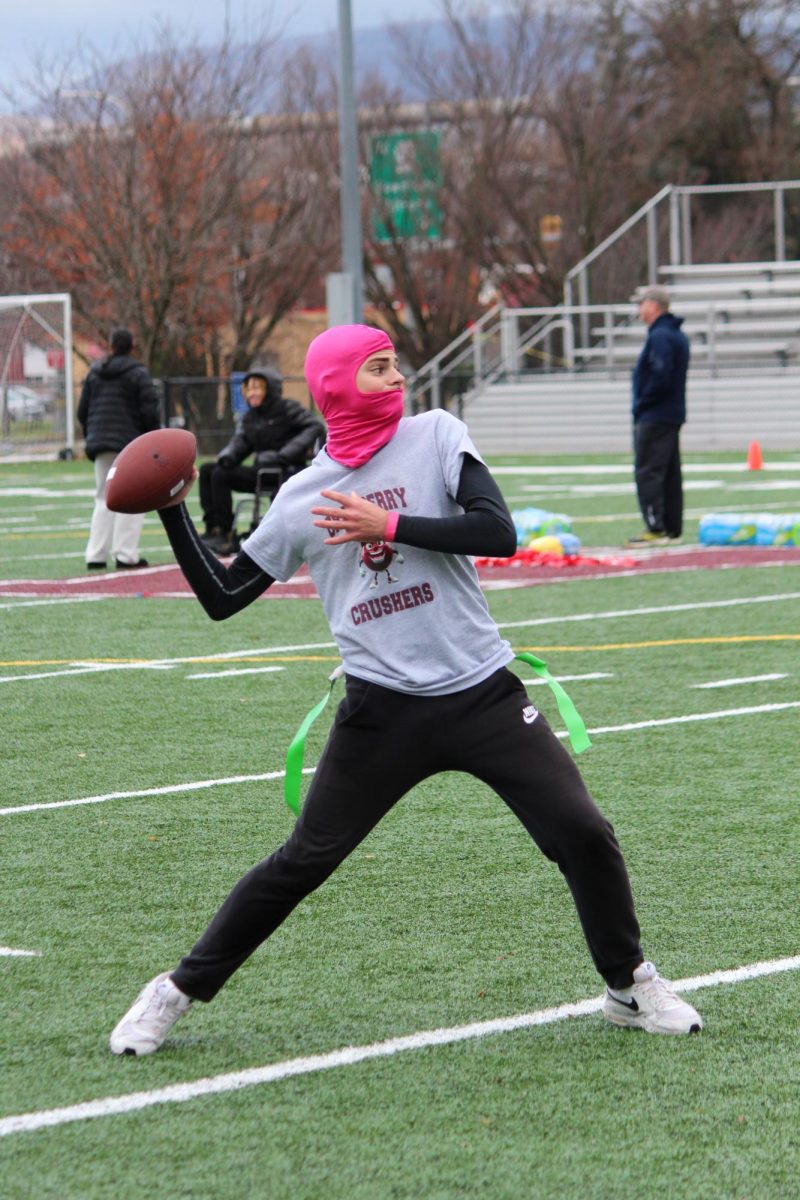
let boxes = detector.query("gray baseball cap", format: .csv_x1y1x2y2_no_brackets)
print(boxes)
636,284,670,308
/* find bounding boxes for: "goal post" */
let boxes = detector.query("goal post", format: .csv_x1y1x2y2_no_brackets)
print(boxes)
0,293,74,457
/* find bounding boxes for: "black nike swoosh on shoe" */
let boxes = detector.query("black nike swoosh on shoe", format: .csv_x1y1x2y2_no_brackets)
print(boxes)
607,991,639,1011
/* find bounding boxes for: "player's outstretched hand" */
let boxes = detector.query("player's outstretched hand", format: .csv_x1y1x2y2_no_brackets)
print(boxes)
311,489,388,544
159,466,198,509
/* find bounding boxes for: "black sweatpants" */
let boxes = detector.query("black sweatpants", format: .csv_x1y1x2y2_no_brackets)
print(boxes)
199,461,261,533
633,420,683,537
172,667,643,1000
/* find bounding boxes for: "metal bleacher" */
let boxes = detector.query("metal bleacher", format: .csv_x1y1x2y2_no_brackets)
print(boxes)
407,180,800,454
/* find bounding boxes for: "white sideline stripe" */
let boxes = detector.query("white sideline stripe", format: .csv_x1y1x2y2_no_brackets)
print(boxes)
2,955,799,1139
0,947,40,957
692,674,788,689
497,591,800,630
187,667,285,679
3,700,799,818
0,769,314,816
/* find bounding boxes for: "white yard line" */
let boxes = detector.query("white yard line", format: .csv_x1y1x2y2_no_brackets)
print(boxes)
521,480,800,498
0,769,315,817
3,699,798,818
522,481,724,497
489,462,800,475
0,487,96,497
0,565,308,589
721,480,800,491
0,586,317,606
0,664,178,683
1,953,798,1139
483,559,800,591
497,591,800,629
521,673,613,685
0,523,112,536
0,563,175,588
692,674,788,689
0,947,40,957
0,641,335,679
0,596,117,610
582,700,800,737
498,501,799,521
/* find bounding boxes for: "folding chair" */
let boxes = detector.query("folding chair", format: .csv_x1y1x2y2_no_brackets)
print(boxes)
230,435,323,546
231,464,285,545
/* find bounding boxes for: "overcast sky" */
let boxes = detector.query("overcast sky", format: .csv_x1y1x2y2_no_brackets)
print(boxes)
4,0,464,92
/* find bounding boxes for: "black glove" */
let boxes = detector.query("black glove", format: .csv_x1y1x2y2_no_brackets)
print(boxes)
255,451,282,469
217,454,235,469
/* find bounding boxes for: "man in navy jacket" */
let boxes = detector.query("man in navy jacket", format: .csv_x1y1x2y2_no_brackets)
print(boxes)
626,286,690,547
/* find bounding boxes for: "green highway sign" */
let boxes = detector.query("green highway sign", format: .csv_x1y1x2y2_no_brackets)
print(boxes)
369,131,443,242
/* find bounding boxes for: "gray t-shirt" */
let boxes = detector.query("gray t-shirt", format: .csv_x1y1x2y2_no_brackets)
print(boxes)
242,408,514,695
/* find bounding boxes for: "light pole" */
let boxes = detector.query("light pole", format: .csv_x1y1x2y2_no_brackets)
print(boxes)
334,0,364,324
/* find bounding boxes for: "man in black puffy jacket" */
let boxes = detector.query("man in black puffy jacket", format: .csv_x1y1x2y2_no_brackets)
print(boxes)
77,327,161,569
199,366,324,554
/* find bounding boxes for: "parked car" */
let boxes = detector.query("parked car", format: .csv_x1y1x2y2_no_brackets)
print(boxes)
4,385,48,421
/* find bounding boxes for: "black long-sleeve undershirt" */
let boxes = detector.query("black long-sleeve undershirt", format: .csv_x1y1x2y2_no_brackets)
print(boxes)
159,453,516,621
395,454,517,556
159,503,275,620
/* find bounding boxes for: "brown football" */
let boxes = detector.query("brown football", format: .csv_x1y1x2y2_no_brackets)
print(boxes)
105,428,197,514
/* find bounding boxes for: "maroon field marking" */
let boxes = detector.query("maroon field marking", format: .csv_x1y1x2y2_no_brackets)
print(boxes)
0,546,797,601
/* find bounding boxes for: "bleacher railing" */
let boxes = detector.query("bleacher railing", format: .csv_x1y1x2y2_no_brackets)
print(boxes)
564,180,800,308
407,180,800,412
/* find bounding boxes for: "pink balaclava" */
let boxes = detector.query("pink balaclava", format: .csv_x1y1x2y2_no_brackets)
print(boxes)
304,324,403,468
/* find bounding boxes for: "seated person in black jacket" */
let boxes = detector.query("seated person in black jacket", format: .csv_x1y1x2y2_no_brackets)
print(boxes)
200,366,325,553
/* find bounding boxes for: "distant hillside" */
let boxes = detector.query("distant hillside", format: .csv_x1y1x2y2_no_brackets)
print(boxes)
283,17,487,101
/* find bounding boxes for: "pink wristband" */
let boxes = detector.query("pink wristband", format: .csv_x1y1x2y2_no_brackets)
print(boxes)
384,512,400,541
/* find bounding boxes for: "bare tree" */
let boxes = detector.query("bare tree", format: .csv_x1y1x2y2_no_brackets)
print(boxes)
361,0,657,357
633,0,800,184
3,0,798,384
354,2,557,365
1,29,337,375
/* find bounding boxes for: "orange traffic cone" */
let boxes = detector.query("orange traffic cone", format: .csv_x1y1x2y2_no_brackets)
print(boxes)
746,441,764,470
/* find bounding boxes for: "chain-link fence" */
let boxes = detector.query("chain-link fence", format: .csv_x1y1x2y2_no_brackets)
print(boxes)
161,375,311,458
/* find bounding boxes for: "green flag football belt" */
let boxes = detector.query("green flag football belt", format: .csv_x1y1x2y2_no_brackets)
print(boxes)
284,653,592,817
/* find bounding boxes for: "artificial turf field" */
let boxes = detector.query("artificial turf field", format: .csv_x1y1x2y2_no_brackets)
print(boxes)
1,451,798,1199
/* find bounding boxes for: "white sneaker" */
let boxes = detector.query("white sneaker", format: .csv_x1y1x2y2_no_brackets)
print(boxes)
109,972,192,1056
603,961,703,1035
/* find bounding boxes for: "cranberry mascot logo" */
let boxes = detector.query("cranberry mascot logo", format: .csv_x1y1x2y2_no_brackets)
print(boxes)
359,540,404,588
